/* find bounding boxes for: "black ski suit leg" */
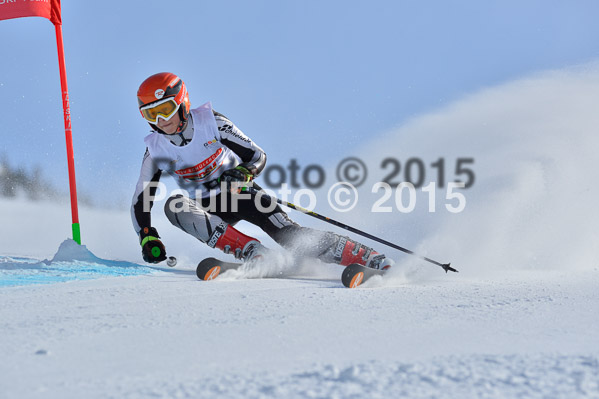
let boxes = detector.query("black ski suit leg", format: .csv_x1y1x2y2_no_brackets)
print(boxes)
219,184,348,264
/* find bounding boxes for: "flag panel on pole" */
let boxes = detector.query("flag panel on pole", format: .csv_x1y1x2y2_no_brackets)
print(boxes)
0,0,61,25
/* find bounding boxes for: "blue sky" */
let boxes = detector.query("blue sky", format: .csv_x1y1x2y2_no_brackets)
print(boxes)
1,0,599,205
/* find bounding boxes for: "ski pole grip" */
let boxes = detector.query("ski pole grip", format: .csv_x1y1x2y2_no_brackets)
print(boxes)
142,240,166,263
150,244,162,258
140,227,166,263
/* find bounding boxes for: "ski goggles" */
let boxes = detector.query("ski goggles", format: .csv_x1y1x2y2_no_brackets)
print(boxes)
139,97,180,123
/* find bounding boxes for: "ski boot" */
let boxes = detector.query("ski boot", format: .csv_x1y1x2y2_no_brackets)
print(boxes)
337,237,394,271
208,222,268,264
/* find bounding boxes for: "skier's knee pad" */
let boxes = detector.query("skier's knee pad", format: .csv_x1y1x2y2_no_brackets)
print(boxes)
164,194,188,225
164,195,224,243
164,194,209,227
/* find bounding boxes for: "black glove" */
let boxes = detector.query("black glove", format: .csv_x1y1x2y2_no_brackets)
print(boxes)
139,226,167,264
219,163,255,192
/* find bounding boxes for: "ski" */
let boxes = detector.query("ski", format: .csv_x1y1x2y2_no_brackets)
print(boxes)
196,257,242,280
197,257,386,287
341,263,386,288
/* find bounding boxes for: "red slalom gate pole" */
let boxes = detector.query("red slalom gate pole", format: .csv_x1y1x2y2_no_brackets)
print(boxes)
54,23,81,244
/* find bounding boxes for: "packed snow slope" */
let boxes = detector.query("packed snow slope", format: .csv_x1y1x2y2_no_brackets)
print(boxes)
2,64,599,398
1,264,598,399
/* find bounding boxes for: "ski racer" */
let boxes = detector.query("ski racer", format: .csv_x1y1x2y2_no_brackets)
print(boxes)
131,72,394,271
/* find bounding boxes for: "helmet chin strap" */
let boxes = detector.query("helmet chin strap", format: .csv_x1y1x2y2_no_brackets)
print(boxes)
175,118,188,134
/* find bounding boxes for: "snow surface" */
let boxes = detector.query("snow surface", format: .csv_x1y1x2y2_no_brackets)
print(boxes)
1,263,598,398
2,65,599,398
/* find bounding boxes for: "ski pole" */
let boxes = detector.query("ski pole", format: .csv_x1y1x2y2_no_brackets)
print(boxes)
247,187,457,273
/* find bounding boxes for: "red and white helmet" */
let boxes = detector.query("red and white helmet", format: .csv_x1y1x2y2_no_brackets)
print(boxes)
137,72,191,133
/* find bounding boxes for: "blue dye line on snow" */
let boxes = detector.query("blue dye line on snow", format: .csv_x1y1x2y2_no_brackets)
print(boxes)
0,255,156,287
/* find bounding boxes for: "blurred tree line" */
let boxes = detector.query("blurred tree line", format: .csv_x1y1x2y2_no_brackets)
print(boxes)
0,155,96,205
0,154,61,200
